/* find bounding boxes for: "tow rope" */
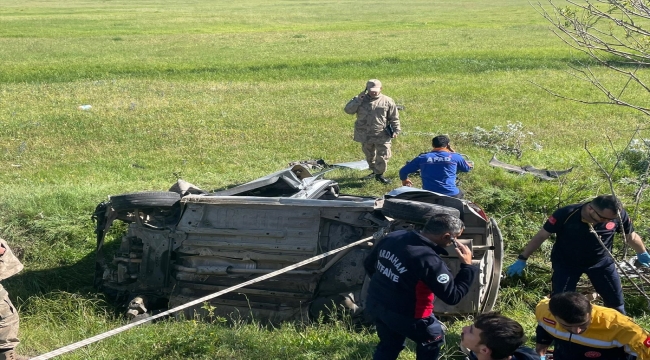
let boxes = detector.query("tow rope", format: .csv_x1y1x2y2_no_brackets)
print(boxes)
31,235,374,360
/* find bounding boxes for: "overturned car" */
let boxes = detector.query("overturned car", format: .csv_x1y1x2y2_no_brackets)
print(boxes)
93,162,504,322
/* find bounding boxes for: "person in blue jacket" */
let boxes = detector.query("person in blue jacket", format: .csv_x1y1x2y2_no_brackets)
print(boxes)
363,213,478,360
399,135,473,198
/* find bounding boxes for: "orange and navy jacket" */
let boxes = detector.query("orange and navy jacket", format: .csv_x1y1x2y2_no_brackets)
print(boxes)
543,203,633,268
536,298,650,360
363,230,478,318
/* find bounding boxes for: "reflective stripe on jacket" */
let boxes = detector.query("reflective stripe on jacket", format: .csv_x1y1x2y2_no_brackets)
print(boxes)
535,298,650,359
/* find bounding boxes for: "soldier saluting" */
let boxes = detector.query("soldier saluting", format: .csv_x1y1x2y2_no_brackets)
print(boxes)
344,79,401,184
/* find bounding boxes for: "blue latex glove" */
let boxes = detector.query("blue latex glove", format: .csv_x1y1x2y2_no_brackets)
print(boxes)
637,252,650,267
506,259,527,277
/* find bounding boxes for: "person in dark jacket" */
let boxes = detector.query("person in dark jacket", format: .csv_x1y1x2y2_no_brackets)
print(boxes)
363,213,478,360
461,312,540,360
506,194,650,314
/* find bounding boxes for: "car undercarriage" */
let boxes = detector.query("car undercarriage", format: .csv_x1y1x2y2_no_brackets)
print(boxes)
92,162,504,323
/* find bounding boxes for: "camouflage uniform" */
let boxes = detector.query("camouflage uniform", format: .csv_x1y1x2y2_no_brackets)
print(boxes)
344,92,400,176
0,239,23,358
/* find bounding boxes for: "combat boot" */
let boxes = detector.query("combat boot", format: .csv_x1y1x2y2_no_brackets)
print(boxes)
375,174,391,184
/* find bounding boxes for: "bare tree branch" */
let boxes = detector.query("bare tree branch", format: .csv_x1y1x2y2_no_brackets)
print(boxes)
529,80,650,115
583,133,650,300
532,0,650,117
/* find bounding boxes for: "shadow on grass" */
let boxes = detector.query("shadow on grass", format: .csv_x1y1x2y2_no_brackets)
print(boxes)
334,176,373,191
4,245,114,306
146,333,377,360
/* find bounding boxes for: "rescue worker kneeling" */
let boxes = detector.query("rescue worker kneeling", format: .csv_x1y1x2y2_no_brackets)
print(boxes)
363,214,478,360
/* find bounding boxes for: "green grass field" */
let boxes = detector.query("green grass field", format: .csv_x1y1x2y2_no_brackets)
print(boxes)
2,0,650,358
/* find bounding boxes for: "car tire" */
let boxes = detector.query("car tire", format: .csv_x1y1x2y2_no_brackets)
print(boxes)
381,198,460,223
110,191,181,212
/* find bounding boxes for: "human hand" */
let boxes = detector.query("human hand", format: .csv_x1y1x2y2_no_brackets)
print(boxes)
535,343,549,357
392,133,397,138
0,244,5,256
455,242,473,265
358,91,367,100
402,179,413,187
637,252,650,267
506,259,527,277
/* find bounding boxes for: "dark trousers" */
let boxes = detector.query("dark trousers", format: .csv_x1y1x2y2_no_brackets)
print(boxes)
366,300,445,360
552,261,625,314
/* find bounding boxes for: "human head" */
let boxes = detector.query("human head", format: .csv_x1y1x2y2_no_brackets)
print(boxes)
460,312,526,360
587,194,621,223
432,135,450,149
422,213,464,247
548,292,592,334
366,79,382,98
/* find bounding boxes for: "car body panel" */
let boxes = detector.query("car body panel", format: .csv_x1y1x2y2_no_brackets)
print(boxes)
94,164,503,322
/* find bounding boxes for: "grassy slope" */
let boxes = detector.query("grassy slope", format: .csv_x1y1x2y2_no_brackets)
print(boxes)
1,0,650,358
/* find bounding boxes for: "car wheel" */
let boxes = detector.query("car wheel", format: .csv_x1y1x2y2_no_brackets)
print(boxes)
381,198,460,223
110,191,181,212
480,217,504,313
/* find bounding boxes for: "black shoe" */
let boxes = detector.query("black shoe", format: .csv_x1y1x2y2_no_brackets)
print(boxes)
362,172,375,180
375,174,391,184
